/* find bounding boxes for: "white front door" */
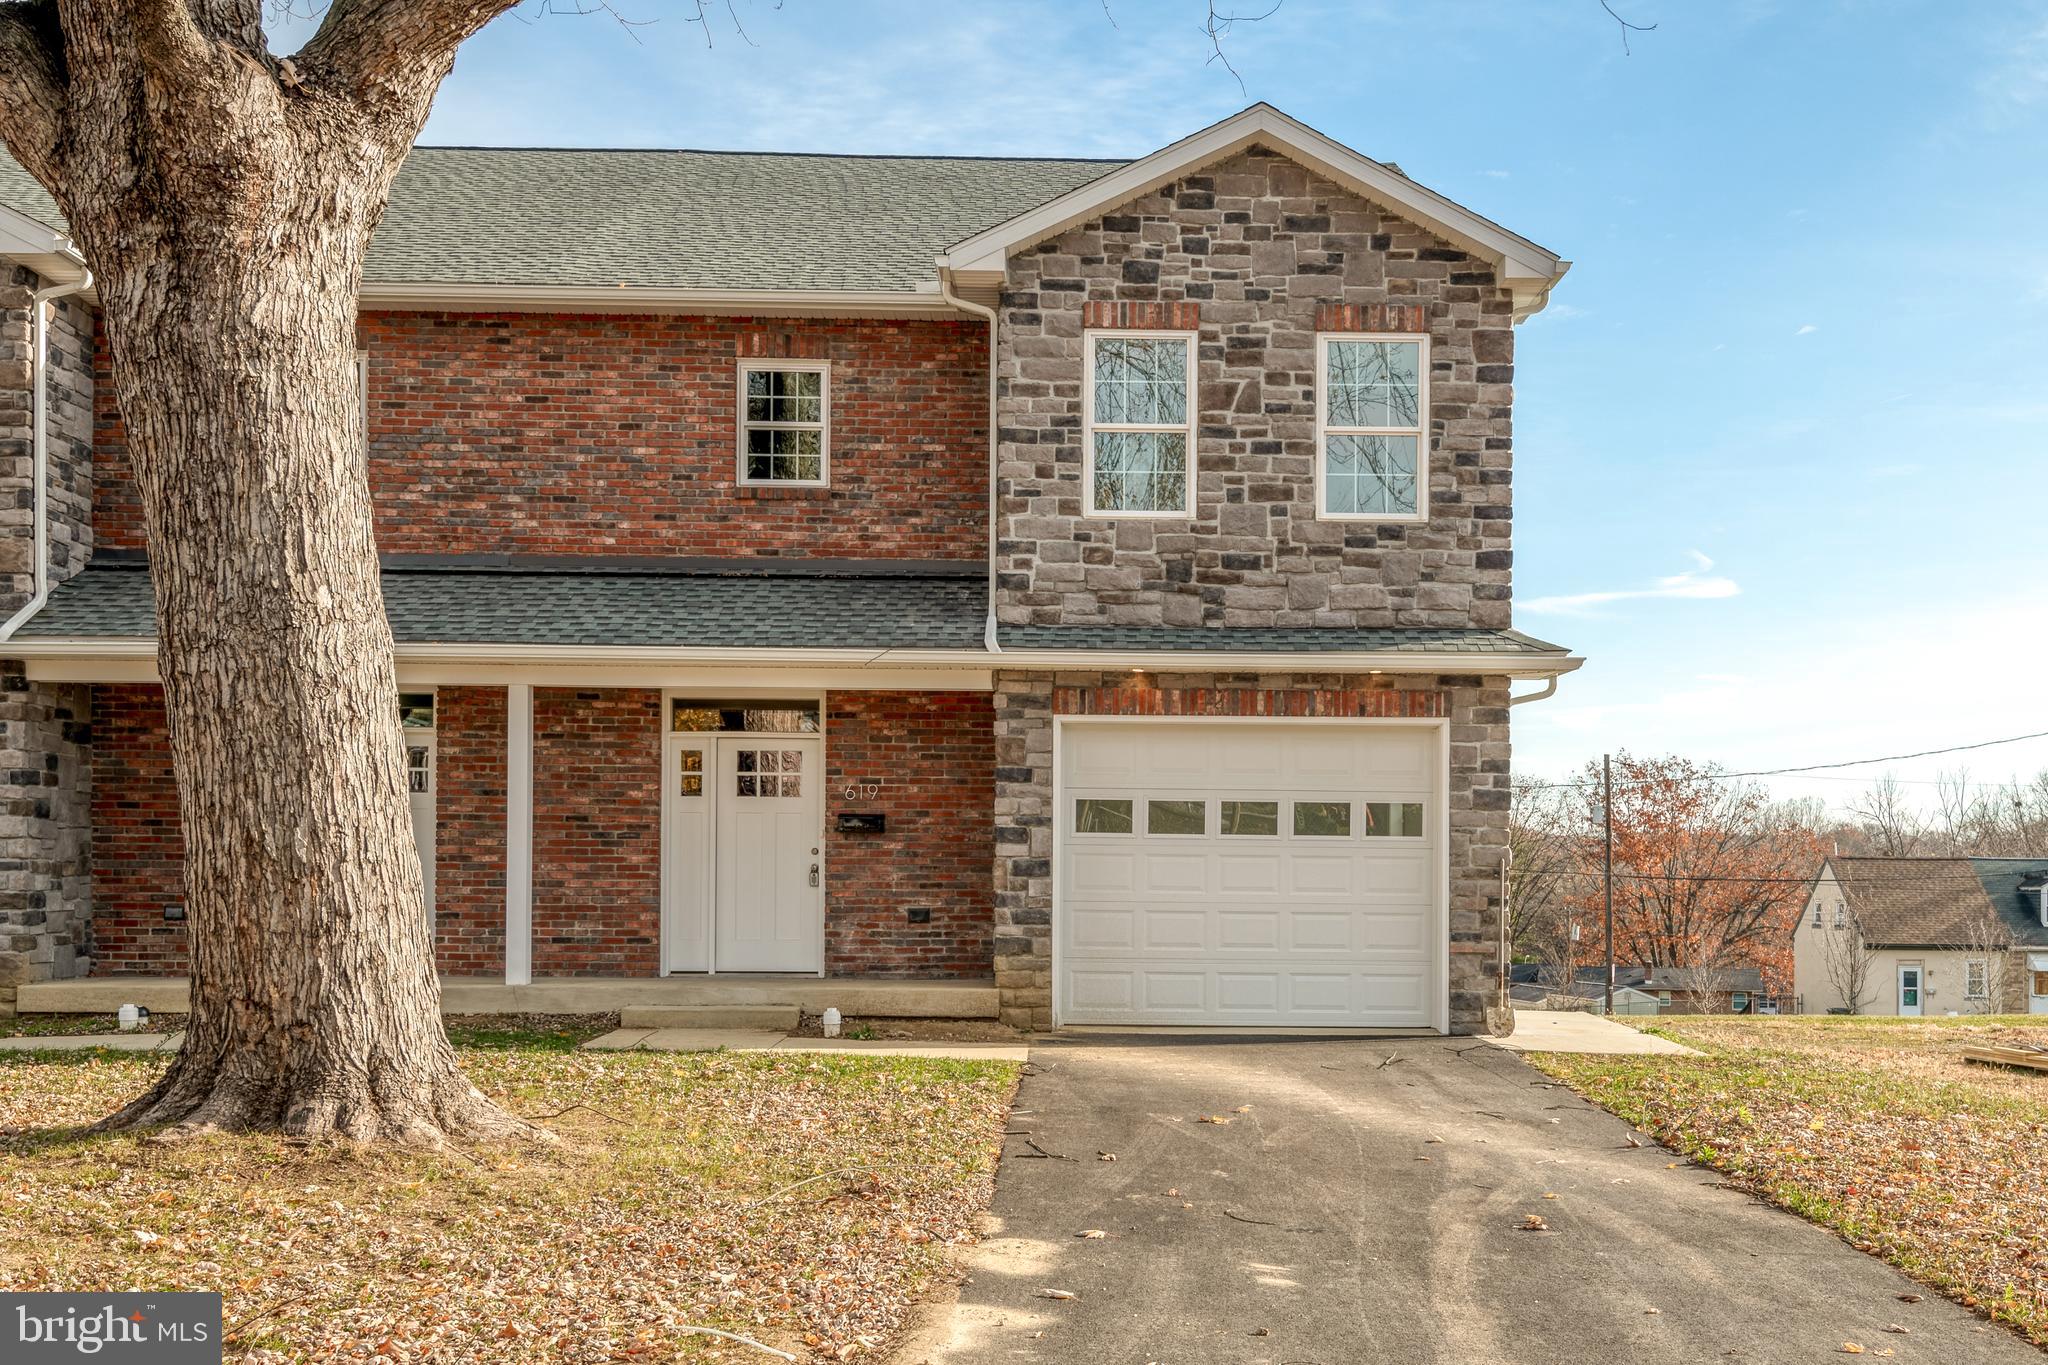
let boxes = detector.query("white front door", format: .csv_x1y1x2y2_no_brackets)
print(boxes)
1898,964,1924,1017
662,734,823,973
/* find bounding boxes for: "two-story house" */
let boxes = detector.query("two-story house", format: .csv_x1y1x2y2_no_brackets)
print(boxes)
0,104,1577,1033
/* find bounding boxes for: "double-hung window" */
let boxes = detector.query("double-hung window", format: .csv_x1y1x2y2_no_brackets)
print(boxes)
1965,959,1989,1000
1084,331,1195,517
1317,333,1427,520
737,361,829,486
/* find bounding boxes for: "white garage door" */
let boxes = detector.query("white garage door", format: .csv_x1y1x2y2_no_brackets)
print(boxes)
1058,721,1442,1029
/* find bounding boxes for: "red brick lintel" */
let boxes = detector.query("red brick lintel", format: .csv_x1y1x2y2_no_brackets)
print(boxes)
1081,300,1202,331
1315,303,1427,334
1053,685,1446,719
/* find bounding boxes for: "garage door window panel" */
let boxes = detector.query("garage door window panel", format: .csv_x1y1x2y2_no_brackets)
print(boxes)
1220,800,1280,836
1147,799,1208,836
1075,798,1135,834
1293,801,1353,837
1365,801,1426,838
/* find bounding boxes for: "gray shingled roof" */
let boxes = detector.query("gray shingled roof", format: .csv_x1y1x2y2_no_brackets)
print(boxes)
996,624,1570,656
0,148,1124,293
19,562,987,651
1831,856,2048,949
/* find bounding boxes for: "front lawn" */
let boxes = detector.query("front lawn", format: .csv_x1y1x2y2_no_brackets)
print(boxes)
1532,1014,2048,1345
0,1035,1017,1362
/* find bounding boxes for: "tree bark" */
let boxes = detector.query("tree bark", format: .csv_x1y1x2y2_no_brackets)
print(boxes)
0,0,536,1143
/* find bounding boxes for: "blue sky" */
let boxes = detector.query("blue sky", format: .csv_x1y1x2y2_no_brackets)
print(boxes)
280,0,2048,808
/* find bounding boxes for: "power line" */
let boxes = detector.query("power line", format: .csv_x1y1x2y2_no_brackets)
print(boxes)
1523,727,2048,793
1519,868,2034,887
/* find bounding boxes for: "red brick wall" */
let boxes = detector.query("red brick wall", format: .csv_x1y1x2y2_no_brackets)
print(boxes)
433,687,506,975
531,688,662,977
92,313,989,560
824,691,994,977
88,684,187,974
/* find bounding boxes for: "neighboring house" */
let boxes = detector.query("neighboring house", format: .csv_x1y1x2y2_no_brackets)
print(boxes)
0,104,1581,1033
1511,964,1779,1015
1507,978,1661,1015
1793,857,2048,1016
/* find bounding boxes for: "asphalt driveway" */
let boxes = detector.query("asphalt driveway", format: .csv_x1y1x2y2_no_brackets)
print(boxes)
896,1034,2036,1365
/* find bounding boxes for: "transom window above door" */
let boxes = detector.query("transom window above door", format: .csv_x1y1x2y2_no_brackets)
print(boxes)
1084,331,1196,517
670,699,820,733
737,362,828,486
1317,334,1427,520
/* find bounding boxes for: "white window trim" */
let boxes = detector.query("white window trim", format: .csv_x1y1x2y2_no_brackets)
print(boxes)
1314,331,1430,523
735,359,831,488
1082,328,1198,519
1965,958,1989,1000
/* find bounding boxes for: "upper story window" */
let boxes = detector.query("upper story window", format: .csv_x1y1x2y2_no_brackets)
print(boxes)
1317,334,1427,521
737,361,829,486
1084,331,1195,517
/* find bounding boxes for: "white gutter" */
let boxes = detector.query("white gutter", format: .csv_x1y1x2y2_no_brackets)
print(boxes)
1508,675,1559,706
937,265,1002,654
0,265,92,642
6,634,1583,676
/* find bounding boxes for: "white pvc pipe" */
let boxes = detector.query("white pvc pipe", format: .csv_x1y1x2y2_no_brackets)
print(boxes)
936,266,1001,653
0,265,92,641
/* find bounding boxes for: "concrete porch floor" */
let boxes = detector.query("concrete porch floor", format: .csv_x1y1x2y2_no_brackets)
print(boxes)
14,975,1000,1019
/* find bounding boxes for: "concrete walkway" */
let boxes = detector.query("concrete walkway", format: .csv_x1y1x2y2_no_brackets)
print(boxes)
1489,1008,1699,1056
894,1034,2035,1365
0,1032,182,1052
582,1027,1029,1062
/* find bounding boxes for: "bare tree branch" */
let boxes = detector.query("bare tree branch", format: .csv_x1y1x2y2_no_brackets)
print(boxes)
0,1,66,184
1601,0,1655,57
1202,0,1277,97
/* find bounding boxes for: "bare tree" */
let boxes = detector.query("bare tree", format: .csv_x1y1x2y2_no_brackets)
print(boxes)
1816,904,1879,1015
1850,773,1924,857
1949,902,2015,1015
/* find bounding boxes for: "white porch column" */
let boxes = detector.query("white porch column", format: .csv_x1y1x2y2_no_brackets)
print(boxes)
504,683,534,986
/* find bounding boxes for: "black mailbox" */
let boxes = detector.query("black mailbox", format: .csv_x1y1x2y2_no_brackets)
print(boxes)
836,812,887,833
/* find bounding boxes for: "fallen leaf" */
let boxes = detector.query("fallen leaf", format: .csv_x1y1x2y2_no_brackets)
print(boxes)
1644,1307,1660,1315
1840,1344,1865,1355
1037,1289,1076,1301
1543,1193,1558,1200
1881,1325,1909,1335
1516,1214,1549,1231
1896,1294,1922,1304
1097,1152,1117,1162
1249,1327,1270,1337
1165,1188,1180,1197
1076,1229,1107,1240
1198,1116,1231,1125
1233,1105,1253,1113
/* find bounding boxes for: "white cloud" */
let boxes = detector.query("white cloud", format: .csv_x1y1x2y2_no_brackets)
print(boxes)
1794,323,1819,336
1521,553,1741,618
1480,168,1511,179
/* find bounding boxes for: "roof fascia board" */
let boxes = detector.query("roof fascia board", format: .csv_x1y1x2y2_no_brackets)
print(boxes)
0,203,89,287
9,635,1584,678
355,282,957,319
942,104,1563,292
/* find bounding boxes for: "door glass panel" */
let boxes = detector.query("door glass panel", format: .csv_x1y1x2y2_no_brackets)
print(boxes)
1219,800,1279,835
1075,798,1134,834
405,745,431,794
737,774,757,797
1147,799,1206,836
1294,801,1352,837
737,750,757,773
1365,802,1425,837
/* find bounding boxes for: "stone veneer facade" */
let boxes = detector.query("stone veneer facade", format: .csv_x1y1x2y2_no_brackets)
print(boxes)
995,145,1515,631
0,266,94,1010
991,669,1511,1033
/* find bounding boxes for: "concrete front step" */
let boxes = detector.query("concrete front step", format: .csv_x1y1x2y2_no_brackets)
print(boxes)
619,1005,799,1031
16,975,1000,1020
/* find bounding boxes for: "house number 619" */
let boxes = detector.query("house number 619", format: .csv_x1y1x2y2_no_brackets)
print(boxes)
843,781,882,801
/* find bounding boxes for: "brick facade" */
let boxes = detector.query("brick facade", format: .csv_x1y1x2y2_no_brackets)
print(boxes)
92,313,989,562
87,684,185,975
824,691,994,977
995,145,1515,630
432,687,506,976
531,688,663,977
991,669,1510,1031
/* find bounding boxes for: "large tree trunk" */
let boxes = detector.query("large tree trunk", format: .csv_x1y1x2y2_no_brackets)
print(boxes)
0,0,540,1143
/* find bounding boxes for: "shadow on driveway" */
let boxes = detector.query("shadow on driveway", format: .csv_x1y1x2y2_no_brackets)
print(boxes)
895,1035,2032,1365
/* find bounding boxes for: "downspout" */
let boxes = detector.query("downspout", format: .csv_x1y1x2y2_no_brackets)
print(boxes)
937,266,1001,653
0,265,93,642
1507,675,1559,707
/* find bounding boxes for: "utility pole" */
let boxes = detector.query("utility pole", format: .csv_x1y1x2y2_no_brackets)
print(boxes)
1603,753,1615,1017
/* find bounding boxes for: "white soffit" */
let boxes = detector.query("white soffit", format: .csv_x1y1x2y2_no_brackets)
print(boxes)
0,202,87,287
940,103,1569,319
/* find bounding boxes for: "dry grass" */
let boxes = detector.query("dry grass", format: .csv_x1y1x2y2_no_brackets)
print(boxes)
1533,1014,2048,1345
0,1034,1017,1362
